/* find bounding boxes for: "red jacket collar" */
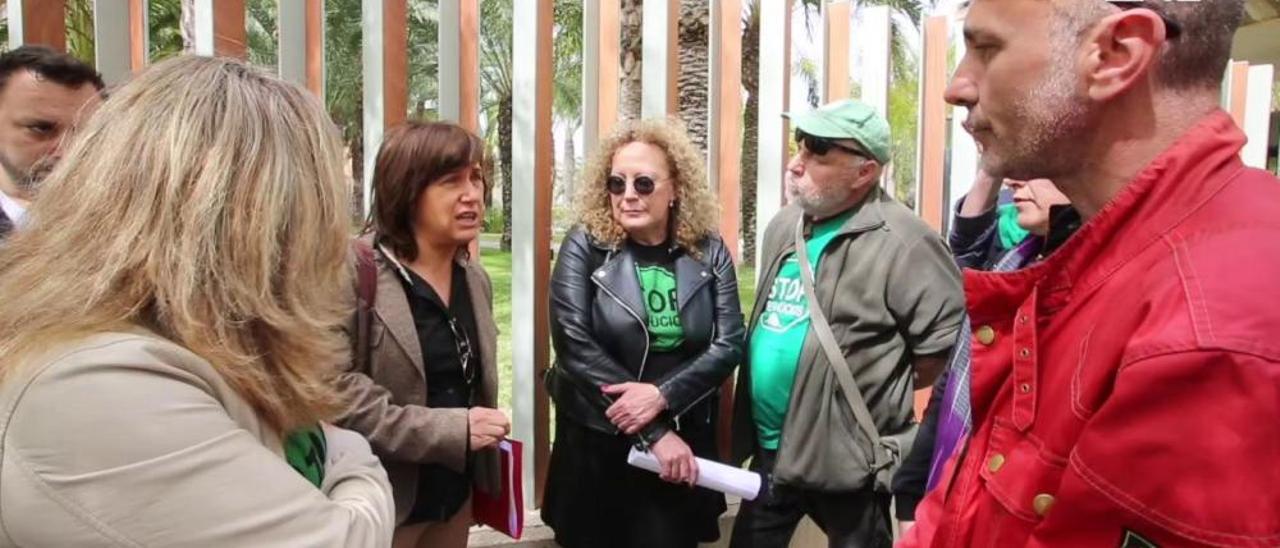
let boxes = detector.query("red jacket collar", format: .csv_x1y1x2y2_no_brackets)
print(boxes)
965,110,1248,321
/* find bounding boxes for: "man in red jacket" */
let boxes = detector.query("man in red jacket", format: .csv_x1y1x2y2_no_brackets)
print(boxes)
902,1,1280,546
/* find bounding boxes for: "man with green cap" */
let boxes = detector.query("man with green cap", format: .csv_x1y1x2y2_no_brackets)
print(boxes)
729,99,964,547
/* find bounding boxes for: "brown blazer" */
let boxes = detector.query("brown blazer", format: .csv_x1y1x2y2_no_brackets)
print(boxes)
335,242,501,525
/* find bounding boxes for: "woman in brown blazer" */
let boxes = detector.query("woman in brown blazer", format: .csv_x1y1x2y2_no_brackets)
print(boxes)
336,121,511,548
0,56,394,546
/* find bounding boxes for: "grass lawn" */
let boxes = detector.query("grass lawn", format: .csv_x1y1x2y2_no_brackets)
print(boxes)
477,249,517,415
479,246,759,417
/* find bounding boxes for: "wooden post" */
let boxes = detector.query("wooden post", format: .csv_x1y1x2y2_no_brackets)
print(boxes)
1227,61,1250,131
823,1,850,102
192,0,247,58
305,0,325,96
439,0,480,133
916,16,948,232
7,0,67,51
709,0,743,461
129,0,147,71
583,0,620,152
512,0,554,509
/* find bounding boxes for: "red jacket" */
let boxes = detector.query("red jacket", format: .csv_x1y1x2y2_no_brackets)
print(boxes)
901,112,1280,547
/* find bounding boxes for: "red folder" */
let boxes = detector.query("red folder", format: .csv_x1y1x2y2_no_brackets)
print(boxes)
472,439,524,539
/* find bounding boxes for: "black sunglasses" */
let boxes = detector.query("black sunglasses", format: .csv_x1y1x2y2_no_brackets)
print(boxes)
606,174,658,196
794,129,871,160
1107,1,1181,40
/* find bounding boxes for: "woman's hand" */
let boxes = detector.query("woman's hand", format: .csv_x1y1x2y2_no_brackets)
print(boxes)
468,407,510,451
602,382,667,434
650,431,698,486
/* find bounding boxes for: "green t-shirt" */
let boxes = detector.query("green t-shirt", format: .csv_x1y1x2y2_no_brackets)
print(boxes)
636,263,684,351
749,211,852,450
284,424,326,488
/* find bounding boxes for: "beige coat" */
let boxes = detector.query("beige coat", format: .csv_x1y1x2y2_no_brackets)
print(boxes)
334,246,501,524
0,328,395,547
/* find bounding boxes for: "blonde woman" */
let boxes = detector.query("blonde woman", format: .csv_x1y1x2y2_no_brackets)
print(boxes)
542,119,745,548
0,56,394,546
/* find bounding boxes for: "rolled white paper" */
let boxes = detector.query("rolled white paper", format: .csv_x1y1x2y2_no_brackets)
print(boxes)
626,447,763,501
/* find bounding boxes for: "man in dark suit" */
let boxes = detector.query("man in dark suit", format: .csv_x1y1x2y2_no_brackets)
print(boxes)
0,46,103,239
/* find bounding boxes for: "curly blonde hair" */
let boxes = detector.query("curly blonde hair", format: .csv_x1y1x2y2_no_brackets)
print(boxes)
574,118,720,258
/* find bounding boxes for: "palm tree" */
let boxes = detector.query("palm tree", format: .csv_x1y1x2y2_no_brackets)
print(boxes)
676,0,710,153
65,0,95,64
739,2,762,263
479,0,515,249
148,0,185,60
619,0,643,120
407,1,439,119
553,0,585,203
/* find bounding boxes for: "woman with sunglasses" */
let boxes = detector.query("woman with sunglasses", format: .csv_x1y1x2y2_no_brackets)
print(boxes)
335,121,510,548
542,119,745,548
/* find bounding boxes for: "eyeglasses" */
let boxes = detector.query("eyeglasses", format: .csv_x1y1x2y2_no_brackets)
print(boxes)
794,129,871,160
606,174,661,196
447,317,476,386
1106,1,1182,40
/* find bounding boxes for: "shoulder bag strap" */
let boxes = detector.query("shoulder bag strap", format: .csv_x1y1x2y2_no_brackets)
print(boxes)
793,218,886,467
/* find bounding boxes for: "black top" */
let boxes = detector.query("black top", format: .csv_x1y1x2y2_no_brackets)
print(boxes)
397,261,482,524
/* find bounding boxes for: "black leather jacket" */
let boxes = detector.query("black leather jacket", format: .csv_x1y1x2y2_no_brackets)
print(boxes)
546,226,745,447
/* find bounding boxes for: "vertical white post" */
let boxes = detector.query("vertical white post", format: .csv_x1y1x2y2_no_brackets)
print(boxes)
94,0,132,85
859,6,891,117
7,1,25,49
192,0,216,56
641,0,674,119
822,1,851,103
947,13,978,233
361,0,385,218
511,0,548,511
1242,64,1274,170
584,0,602,150
279,0,309,88
438,0,462,123
756,0,790,272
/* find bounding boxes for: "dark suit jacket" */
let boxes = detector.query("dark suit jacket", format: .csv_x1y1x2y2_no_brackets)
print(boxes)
334,238,501,525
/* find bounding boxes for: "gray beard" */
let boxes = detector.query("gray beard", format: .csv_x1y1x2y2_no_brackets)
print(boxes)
989,26,1099,182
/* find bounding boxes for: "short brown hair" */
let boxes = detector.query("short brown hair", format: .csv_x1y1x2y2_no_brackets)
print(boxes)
1145,0,1244,90
1059,0,1245,90
370,121,485,261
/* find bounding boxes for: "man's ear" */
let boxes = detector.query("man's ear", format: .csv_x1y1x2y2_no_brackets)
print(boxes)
1081,9,1167,101
857,159,883,188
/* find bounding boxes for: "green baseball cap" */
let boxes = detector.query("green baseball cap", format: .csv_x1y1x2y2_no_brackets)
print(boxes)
783,99,891,164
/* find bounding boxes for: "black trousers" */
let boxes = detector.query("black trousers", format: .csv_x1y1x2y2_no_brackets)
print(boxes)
730,450,893,548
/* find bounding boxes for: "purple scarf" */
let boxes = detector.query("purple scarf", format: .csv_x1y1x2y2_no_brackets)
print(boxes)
926,236,1043,489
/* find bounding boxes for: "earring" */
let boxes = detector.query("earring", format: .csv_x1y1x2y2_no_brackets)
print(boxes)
669,201,675,208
